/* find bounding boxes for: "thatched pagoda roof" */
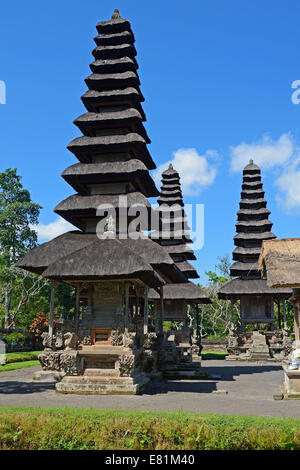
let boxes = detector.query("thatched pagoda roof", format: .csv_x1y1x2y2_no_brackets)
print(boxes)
41,238,164,288
67,134,155,169
62,160,158,197
94,31,135,47
258,238,300,288
148,282,211,303
175,260,199,279
89,57,137,74
218,278,291,300
16,231,186,286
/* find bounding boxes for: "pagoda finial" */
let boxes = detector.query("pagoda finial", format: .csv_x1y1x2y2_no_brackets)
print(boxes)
168,163,174,170
111,9,121,19
249,159,254,164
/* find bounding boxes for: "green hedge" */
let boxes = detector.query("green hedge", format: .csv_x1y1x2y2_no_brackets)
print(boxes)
0,408,300,450
4,351,41,364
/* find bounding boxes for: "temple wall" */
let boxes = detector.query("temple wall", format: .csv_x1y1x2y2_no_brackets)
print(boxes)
240,295,274,323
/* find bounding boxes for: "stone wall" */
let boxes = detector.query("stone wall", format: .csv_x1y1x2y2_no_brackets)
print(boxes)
201,337,227,351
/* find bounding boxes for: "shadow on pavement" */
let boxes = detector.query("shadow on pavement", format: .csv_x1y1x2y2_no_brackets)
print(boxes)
0,380,56,394
203,364,282,382
142,380,217,395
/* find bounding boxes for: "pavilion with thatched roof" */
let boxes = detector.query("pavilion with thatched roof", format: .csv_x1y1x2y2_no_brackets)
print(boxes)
259,238,300,398
218,160,292,361
16,11,187,394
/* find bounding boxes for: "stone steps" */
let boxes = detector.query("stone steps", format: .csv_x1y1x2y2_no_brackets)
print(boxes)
56,374,150,395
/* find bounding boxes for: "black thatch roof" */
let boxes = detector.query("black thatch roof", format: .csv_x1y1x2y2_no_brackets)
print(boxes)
74,109,149,142
67,134,155,169
16,231,96,275
92,43,137,61
62,160,158,197
94,31,135,46
96,18,133,35
16,231,186,285
166,244,196,260
42,238,164,288
148,282,211,303
218,278,291,300
89,57,137,74
175,260,199,279
85,71,140,91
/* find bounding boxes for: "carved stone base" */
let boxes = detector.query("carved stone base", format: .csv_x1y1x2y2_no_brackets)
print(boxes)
226,329,292,362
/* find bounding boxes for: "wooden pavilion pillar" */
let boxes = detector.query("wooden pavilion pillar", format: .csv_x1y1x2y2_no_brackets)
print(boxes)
143,288,149,336
159,286,164,336
124,282,129,334
282,300,287,329
277,299,282,329
48,281,56,338
292,290,300,346
230,299,235,326
75,285,80,334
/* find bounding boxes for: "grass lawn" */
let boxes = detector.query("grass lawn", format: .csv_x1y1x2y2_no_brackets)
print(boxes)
202,350,228,359
0,360,40,373
0,407,300,450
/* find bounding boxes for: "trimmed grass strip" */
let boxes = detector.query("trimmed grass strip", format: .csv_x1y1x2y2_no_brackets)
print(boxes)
0,407,300,450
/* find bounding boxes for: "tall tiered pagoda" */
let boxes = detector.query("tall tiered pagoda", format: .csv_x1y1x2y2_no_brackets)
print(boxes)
16,12,186,394
149,165,210,368
218,160,292,360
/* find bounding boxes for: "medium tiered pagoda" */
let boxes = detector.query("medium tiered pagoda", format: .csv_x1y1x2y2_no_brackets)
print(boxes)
149,165,210,369
17,12,186,393
218,160,292,360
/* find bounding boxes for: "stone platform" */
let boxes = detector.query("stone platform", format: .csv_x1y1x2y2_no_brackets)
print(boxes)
56,373,150,395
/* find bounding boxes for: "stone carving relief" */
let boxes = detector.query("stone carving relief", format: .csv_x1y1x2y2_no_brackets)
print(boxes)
116,354,135,377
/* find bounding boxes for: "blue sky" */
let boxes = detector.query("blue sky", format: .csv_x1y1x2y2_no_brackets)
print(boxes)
0,0,300,284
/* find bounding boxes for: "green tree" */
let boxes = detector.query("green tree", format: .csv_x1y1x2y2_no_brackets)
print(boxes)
0,168,42,327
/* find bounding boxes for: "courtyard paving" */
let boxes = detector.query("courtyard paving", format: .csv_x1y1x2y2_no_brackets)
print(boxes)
0,359,299,418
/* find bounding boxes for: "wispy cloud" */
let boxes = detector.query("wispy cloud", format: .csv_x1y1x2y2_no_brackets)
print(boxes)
230,133,294,173
230,132,300,212
32,217,75,241
153,148,218,196
275,156,300,212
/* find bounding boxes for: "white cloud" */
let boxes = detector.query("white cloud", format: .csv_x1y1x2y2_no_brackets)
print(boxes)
275,156,300,211
153,148,218,196
230,133,294,172
32,217,75,242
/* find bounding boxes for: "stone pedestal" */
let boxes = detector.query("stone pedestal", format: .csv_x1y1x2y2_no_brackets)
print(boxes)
283,367,300,399
226,328,291,362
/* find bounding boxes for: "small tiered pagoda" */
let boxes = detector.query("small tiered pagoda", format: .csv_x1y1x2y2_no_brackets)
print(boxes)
17,11,186,394
149,165,210,369
218,160,292,360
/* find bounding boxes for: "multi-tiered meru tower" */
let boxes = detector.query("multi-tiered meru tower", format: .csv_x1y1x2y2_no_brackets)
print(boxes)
149,165,210,369
218,160,292,361
17,12,186,393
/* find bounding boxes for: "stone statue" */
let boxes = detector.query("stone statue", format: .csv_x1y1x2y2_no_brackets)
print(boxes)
64,332,78,350
116,354,135,377
111,9,121,19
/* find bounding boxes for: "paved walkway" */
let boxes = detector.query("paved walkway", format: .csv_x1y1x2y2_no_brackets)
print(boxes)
0,360,299,418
